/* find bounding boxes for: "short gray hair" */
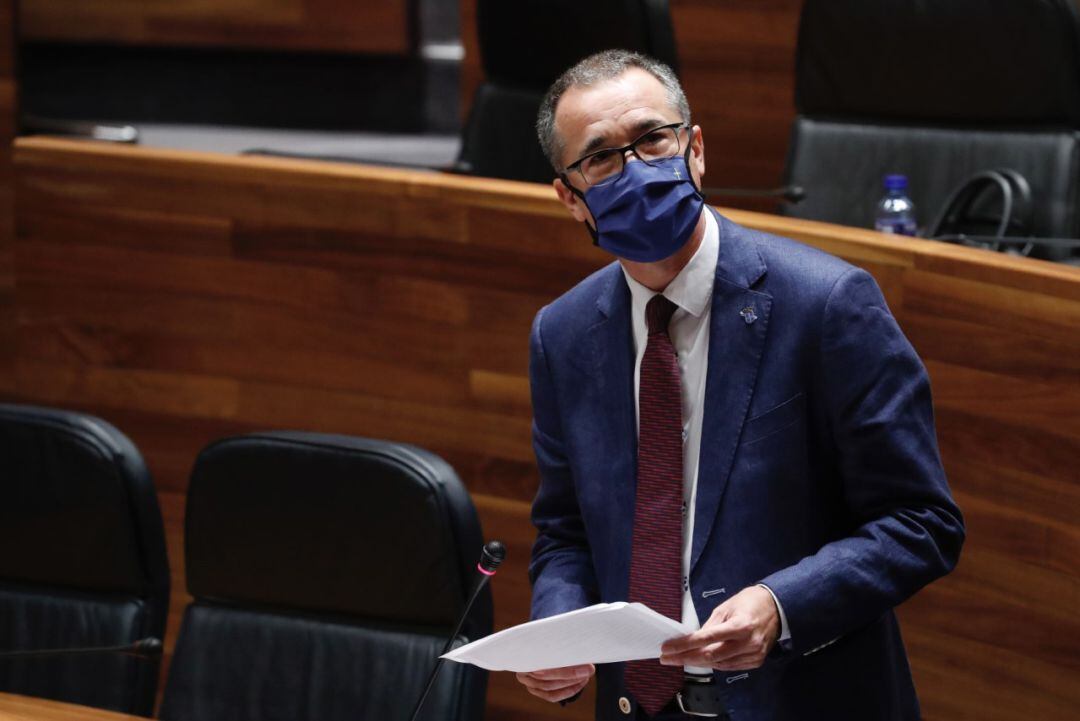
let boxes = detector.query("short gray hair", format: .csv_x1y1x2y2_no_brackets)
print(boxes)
536,49,691,171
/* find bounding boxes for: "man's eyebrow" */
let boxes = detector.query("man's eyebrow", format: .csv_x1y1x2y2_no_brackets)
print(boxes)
576,117,671,159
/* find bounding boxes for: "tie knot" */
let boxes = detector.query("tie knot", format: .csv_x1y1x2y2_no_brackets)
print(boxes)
646,294,678,335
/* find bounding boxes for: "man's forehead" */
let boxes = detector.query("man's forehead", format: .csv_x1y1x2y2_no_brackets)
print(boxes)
555,69,676,158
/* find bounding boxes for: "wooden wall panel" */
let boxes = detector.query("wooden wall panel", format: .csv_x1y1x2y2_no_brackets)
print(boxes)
0,0,15,396
19,0,412,54
9,138,1080,721
459,0,480,125
459,0,804,211
672,0,802,196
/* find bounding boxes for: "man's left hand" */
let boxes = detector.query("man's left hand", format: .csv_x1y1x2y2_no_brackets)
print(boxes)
658,586,780,670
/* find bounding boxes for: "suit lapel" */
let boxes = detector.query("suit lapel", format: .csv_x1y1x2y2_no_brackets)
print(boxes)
583,267,638,600
691,209,772,574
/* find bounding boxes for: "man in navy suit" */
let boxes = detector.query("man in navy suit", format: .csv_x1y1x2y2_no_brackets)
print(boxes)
515,50,964,720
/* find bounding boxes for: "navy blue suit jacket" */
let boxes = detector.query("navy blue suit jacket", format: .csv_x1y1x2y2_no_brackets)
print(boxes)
527,209,964,720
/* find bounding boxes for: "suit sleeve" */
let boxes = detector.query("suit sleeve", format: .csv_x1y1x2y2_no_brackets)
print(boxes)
527,305,600,620
759,267,965,655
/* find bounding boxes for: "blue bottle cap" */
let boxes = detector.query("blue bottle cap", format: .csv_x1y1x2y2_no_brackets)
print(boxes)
883,174,908,191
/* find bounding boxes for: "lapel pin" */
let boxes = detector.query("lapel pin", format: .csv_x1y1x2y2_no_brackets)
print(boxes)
739,306,758,325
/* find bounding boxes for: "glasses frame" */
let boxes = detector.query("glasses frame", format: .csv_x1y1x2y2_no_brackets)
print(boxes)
564,121,691,188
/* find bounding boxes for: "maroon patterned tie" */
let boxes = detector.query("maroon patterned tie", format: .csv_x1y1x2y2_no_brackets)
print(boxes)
625,294,684,717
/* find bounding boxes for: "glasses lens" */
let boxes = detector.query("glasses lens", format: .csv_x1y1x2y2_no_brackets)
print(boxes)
634,126,681,162
581,149,623,186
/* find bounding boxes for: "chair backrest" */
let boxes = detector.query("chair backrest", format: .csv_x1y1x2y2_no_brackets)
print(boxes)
783,0,1080,260
160,432,491,721
0,404,170,716
456,0,679,183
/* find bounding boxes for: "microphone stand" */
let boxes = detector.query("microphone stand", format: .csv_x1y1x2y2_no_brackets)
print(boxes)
703,185,807,203
407,541,504,721
0,638,163,659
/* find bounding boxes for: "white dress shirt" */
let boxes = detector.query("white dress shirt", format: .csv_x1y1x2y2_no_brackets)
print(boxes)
621,209,789,674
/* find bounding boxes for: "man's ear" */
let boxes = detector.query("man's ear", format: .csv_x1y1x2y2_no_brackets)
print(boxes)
554,176,591,224
689,125,705,185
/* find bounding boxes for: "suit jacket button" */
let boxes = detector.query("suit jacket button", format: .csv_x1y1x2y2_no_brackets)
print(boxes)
618,696,632,715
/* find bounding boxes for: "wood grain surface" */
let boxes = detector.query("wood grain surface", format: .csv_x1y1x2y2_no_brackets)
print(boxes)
8,137,1080,721
19,0,412,54
0,0,16,397
0,692,145,721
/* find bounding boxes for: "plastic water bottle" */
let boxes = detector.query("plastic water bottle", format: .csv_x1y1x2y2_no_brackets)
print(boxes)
874,174,918,236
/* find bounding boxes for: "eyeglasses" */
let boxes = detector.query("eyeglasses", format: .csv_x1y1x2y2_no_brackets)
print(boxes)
564,122,690,187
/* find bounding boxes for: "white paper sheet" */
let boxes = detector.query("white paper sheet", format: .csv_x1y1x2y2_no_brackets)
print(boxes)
441,602,692,672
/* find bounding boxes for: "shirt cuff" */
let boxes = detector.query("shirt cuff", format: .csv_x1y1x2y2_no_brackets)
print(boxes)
757,583,791,643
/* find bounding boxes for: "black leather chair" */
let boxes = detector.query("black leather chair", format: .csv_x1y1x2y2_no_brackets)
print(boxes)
455,0,679,183
0,404,170,716
783,0,1080,262
160,432,491,721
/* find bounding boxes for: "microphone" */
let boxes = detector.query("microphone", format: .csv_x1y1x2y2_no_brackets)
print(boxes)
408,541,505,721
703,184,807,203
479,540,506,575
0,637,163,660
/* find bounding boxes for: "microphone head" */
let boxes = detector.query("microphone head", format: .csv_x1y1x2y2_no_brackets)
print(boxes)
479,541,506,573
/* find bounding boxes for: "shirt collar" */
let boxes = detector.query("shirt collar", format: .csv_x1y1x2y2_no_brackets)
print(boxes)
620,208,718,318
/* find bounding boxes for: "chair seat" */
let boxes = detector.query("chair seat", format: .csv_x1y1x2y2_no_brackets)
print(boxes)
0,585,149,715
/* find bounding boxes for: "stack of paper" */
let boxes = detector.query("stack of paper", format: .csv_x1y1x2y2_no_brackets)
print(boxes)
442,602,691,672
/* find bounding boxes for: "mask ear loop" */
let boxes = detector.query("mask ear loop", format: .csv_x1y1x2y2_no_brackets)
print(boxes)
680,131,704,199
559,171,601,245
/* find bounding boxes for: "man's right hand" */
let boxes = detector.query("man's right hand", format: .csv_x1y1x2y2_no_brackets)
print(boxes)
515,664,595,703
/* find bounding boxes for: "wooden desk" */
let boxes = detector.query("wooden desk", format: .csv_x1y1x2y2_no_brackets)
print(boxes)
0,694,143,721
19,0,412,55
5,137,1079,721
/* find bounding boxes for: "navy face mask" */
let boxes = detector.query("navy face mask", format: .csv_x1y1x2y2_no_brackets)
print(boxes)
568,145,704,263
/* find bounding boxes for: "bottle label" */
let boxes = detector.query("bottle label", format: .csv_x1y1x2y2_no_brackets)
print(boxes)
875,220,917,236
